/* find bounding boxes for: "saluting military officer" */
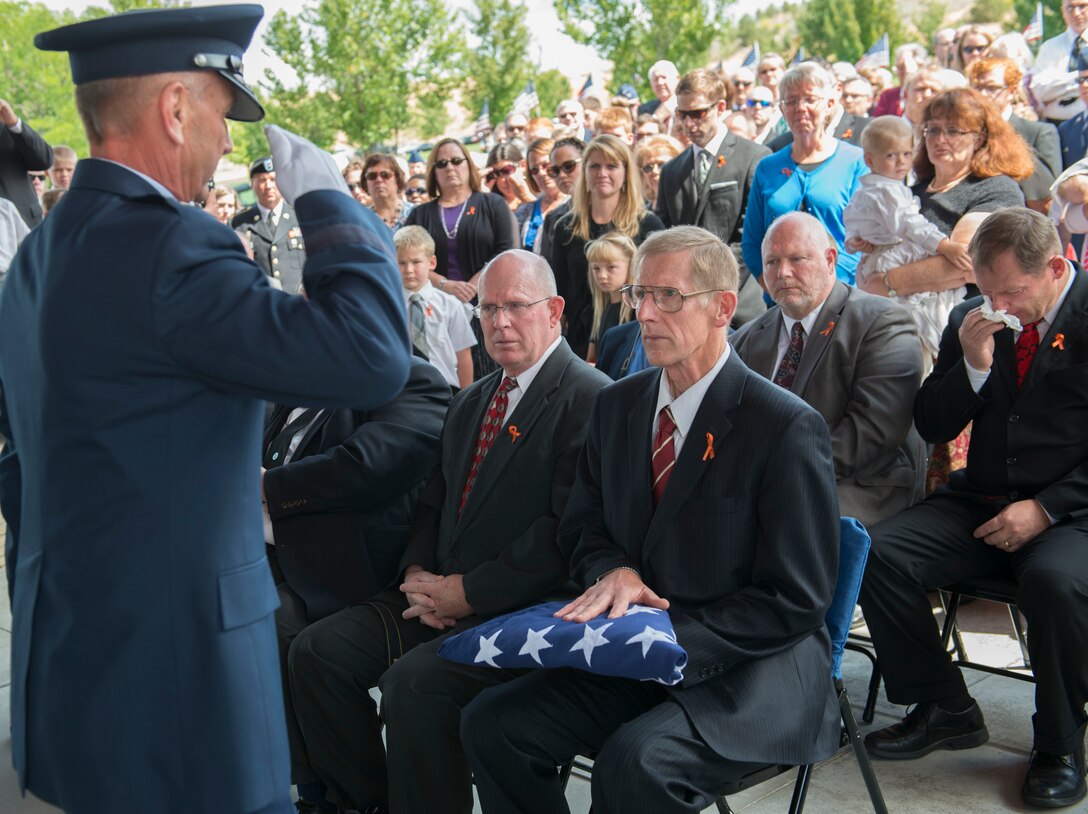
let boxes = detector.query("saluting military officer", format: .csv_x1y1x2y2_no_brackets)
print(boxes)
0,4,411,813
233,156,306,293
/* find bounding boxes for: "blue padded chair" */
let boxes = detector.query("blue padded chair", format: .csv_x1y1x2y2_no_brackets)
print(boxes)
559,518,890,814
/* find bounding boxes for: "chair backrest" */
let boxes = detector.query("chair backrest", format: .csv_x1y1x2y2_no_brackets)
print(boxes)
827,517,871,680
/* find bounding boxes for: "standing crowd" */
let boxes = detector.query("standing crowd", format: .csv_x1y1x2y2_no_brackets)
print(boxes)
2,3,1088,814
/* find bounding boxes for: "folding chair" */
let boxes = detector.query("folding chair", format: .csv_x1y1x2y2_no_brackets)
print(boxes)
560,518,889,814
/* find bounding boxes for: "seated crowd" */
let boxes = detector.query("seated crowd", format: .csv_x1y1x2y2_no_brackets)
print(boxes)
5,14,1088,814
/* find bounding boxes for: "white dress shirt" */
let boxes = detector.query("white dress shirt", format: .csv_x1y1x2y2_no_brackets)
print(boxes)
652,344,731,456
502,335,562,423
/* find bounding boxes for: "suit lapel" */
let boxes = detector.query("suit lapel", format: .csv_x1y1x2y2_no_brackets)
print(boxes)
456,343,572,524
626,371,660,553
792,282,849,395
692,134,735,226
739,312,781,379
1021,267,1088,394
642,356,742,563
678,148,699,224
264,405,289,449
446,374,495,520
294,408,333,457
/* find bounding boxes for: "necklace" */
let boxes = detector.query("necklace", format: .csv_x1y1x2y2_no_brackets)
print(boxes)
927,174,967,194
441,197,470,238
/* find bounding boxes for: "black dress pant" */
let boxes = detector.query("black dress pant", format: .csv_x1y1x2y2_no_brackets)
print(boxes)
286,590,440,811
859,490,1088,754
461,669,764,814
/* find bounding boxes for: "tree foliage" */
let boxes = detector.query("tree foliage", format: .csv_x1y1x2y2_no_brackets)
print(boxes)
1013,0,1062,37
264,0,464,152
463,0,532,121
535,69,573,116
552,0,727,98
969,0,1015,25
796,0,904,64
912,0,949,47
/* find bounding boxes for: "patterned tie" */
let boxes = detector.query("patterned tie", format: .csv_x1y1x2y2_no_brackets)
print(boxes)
268,209,278,231
1070,37,1084,71
773,321,805,389
409,293,429,358
697,150,712,185
1015,321,1040,389
459,376,519,516
651,406,678,508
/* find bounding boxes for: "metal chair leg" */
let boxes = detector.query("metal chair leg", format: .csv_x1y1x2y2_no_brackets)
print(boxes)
787,764,813,814
839,680,890,814
1008,603,1031,669
939,591,968,661
716,797,737,814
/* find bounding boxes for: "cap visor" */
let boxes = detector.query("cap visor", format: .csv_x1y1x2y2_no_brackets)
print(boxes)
222,71,264,121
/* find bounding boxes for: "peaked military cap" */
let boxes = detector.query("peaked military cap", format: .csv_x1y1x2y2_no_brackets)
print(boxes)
34,4,265,122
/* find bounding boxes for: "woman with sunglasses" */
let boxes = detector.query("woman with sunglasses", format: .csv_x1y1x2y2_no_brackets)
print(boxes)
362,153,412,230
404,137,518,378
742,62,870,287
953,26,996,74
537,136,585,260
485,142,535,214
548,134,665,359
515,138,568,254
633,134,682,210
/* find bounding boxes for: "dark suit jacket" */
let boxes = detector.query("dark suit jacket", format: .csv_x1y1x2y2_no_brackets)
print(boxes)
232,201,306,294
915,266,1088,522
1010,114,1061,202
559,353,842,765
399,339,611,618
595,320,643,380
731,282,926,527
765,112,870,152
265,359,450,621
0,121,52,227
0,158,410,812
1059,111,1088,169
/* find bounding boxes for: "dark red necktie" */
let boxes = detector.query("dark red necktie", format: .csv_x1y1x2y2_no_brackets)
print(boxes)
651,406,678,508
773,322,805,389
1015,321,1040,389
459,376,518,516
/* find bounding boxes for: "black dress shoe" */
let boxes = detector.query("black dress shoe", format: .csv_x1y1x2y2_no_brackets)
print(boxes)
865,699,989,759
1022,748,1087,808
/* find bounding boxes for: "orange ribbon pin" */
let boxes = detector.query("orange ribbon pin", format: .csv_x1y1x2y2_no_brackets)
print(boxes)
1052,333,1065,350
467,206,476,216
717,155,726,168
781,167,793,177
508,425,520,442
819,320,836,336
425,304,433,318
841,128,853,140
702,432,715,461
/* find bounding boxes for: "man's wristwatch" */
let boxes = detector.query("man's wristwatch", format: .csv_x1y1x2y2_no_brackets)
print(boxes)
883,270,897,298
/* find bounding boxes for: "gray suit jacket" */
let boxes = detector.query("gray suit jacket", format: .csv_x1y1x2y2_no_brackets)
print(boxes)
1010,114,1062,203
731,281,926,527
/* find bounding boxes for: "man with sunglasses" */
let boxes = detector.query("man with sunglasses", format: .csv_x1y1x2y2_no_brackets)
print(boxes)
0,96,53,227
463,226,842,812
654,68,771,327
233,156,305,293
744,85,783,144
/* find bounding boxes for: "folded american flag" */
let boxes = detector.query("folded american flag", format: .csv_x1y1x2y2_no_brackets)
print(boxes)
438,601,687,685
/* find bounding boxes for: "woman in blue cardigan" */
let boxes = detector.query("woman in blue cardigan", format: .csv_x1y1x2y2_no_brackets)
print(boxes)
742,62,868,287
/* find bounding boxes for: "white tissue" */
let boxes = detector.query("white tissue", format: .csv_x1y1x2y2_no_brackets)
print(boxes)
980,298,1022,332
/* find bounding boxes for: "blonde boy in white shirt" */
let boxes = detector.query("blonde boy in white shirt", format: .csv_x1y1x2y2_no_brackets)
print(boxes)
395,225,476,389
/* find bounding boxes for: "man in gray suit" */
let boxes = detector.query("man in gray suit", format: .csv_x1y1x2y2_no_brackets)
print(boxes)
233,157,306,293
462,226,842,813
732,211,925,528
286,250,610,814
655,69,771,327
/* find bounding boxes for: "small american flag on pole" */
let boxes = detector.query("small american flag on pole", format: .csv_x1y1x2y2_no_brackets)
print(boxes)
855,33,890,71
512,81,540,116
1023,2,1044,45
741,42,761,69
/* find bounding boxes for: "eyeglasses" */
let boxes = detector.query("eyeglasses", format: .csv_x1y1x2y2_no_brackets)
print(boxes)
1066,2,1088,13
677,104,715,120
490,164,517,177
347,182,363,191
641,161,667,174
406,186,427,196
27,173,46,180
620,284,723,312
1076,75,1088,85
922,125,979,140
547,159,582,178
365,170,393,181
961,44,988,54
558,111,580,120
472,297,552,321
507,125,527,133
434,157,467,169
529,164,551,176
733,80,753,87
746,99,774,108
780,96,826,109
972,83,1008,95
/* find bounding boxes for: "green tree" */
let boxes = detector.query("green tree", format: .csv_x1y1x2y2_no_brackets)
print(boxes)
264,0,465,151
1013,0,1062,41
552,0,727,99
535,68,572,116
969,0,1015,25
796,0,903,64
912,0,949,46
463,0,532,121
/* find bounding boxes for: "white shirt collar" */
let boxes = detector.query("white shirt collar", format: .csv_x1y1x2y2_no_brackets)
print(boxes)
403,281,435,302
695,126,728,162
781,304,825,344
653,344,731,453
505,335,562,393
258,200,285,222
1040,262,1077,336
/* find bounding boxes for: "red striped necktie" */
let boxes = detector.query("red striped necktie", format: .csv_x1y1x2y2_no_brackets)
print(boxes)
651,406,678,508
459,376,518,516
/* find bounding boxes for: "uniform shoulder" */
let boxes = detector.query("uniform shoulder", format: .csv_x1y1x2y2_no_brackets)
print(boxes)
231,205,259,229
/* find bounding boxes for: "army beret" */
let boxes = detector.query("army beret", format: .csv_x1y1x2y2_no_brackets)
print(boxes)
250,157,274,177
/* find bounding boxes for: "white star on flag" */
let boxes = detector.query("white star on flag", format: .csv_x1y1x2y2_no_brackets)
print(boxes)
474,630,504,668
623,605,662,616
518,625,555,665
626,625,676,658
569,622,613,667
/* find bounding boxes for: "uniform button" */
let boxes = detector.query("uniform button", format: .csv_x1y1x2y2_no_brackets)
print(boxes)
1006,457,1017,465
272,258,279,265
271,246,278,253
273,271,281,278
1009,414,1019,423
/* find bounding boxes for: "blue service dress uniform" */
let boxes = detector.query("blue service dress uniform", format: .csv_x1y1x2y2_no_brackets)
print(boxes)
0,158,411,814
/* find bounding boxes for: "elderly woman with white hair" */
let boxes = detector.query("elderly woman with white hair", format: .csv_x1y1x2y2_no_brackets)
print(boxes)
741,62,869,286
